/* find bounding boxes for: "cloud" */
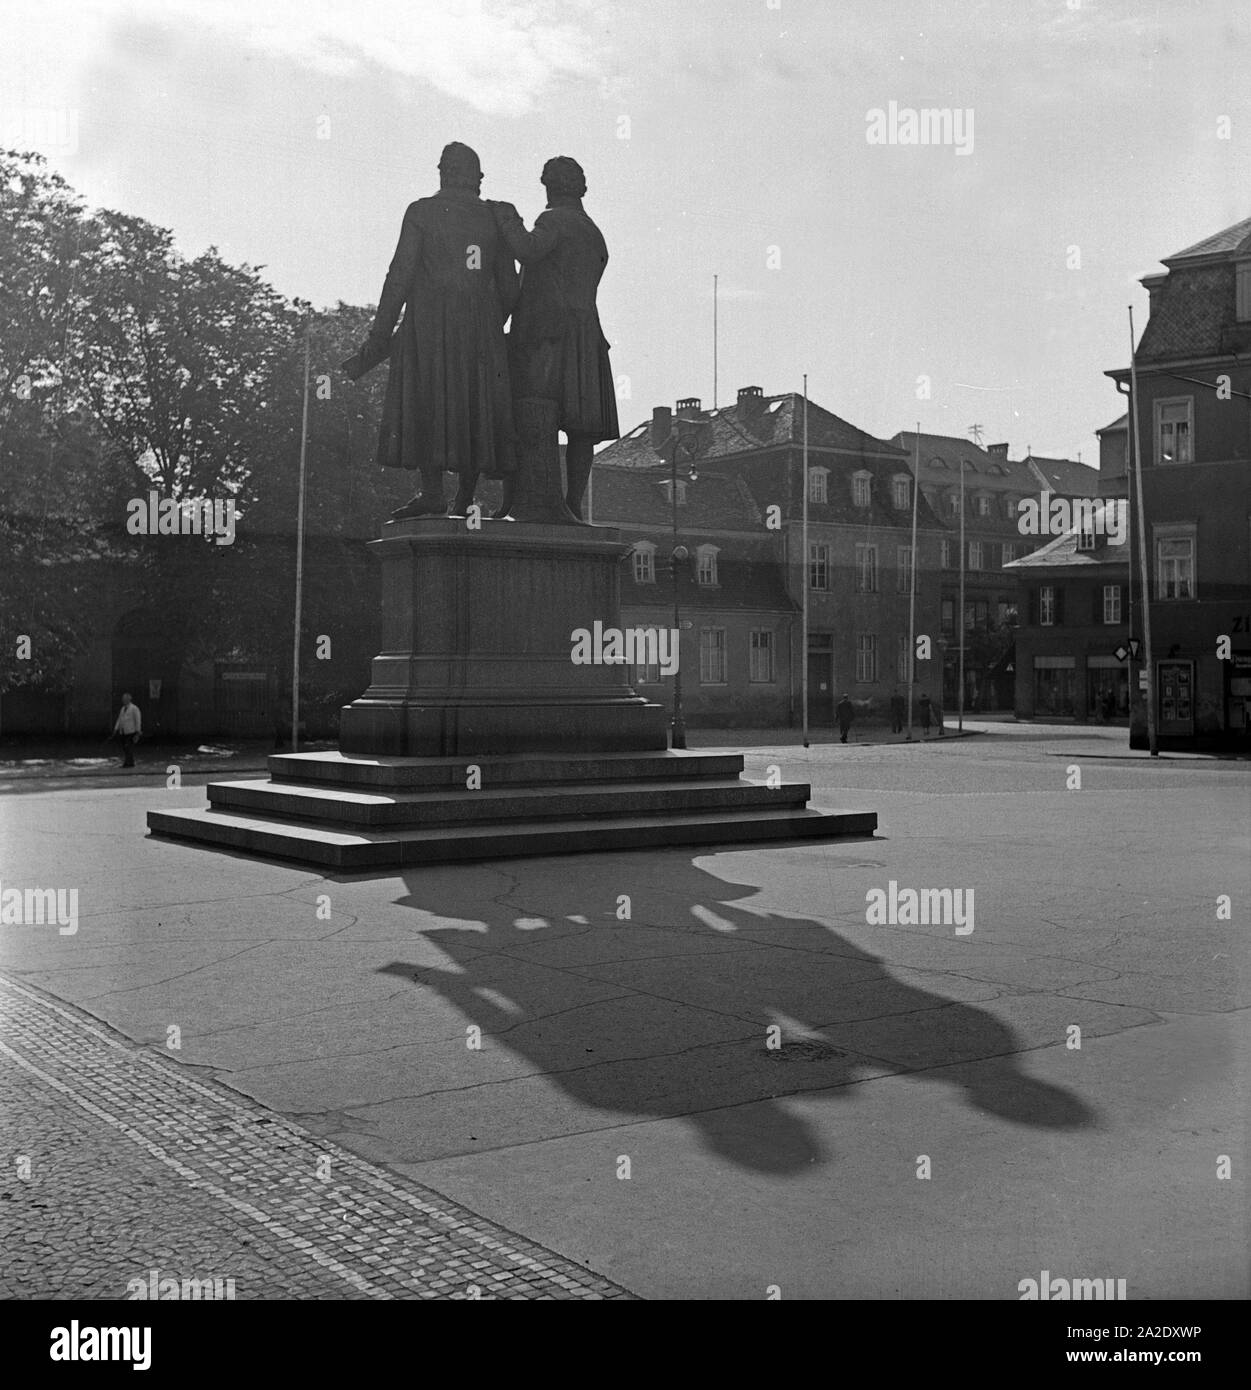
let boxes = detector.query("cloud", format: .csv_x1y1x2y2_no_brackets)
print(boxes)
190,0,605,116
4,0,607,119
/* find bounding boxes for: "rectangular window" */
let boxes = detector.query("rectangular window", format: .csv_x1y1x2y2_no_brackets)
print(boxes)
1156,535,1195,599
855,543,878,592
856,634,877,682
997,600,1015,627
968,541,983,571
941,597,955,636
852,475,871,508
697,549,718,586
896,545,913,593
808,469,827,504
1155,398,1193,465
1040,586,1055,626
893,478,910,509
1001,542,1015,564
1077,525,1095,551
749,629,775,683
976,495,990,516
808,543,830,591
896,633,909,683
1238,262,1251,323
941,539,952,569
699,628,727,684
964,599,988,632
632,548,654,584
1102,585,1122,623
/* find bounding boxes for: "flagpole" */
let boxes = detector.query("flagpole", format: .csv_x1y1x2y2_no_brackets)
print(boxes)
801,376,810,749
958,451,965,732
292,318,311,754
907,424,920,740
713,273,719,409
1128,306,1158,756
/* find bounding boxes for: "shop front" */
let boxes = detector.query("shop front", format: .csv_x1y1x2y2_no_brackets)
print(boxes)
1033,655,1076,717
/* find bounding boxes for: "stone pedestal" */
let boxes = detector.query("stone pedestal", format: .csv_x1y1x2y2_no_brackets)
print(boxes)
338,517,668,756
148,505,879,869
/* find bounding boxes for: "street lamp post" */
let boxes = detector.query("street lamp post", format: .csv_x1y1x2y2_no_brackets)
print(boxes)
670,429,698,749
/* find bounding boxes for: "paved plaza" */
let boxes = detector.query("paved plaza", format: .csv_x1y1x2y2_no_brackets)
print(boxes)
1,724,1247,1299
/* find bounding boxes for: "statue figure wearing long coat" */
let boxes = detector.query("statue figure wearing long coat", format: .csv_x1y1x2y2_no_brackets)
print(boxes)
345,142,518,518
489,157,620,521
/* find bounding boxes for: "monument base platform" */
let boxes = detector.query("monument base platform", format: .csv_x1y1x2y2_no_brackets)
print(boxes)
147,749,877,870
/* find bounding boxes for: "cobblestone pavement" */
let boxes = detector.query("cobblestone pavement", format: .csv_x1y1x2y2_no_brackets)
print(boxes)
0,974,632,1300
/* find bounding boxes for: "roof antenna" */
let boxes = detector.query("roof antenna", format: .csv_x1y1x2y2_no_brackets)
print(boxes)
967,424,984,448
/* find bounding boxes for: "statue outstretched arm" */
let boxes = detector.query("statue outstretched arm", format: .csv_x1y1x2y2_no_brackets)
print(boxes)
489,201,559,265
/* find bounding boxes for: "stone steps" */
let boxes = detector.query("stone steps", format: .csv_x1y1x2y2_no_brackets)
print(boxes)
146,802,878,871
207,776,808,828
266,748,746,791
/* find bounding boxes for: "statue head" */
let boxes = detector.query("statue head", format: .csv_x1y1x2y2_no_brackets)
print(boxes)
541,155,587,200
439,142,483,192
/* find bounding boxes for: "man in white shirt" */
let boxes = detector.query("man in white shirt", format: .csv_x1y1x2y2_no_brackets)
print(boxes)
112,692,142,767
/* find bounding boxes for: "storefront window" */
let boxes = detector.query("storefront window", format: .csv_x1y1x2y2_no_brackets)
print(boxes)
1087,667,1128,719
1034,662,1076,715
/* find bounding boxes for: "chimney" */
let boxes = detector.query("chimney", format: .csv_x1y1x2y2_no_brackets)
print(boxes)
736,385,765,423
986,442,1010,459
675,397,702,419
650,405,672,450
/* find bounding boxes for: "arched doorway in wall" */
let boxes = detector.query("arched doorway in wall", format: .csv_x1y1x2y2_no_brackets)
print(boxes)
111,608,184,740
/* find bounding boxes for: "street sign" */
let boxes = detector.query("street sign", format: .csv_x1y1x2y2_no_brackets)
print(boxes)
1128,638,1142,660
1138,671,1148,691
1113,644,1129,662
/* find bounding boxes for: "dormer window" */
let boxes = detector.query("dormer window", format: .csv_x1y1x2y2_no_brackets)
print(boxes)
892,475,911,509
807,467,829,504
696,544,720,586
659,479,688,505
948,492,961,516
1077,525,1096,551
631,541,656,584
852,472,872,508
976,494,991,517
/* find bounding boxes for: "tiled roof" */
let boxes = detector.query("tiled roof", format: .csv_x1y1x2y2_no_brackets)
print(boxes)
1135,261,1239,362
1024,455,1100,496
590,464,763,530
1163,216,1251,264
1003,499,1131,570
599,392,907,470
891,431,1039,492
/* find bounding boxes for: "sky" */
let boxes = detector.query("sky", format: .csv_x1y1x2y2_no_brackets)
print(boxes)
2,0,1248,463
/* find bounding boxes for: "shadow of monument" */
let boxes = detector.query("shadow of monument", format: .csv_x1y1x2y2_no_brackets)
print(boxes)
376,850,1095,1175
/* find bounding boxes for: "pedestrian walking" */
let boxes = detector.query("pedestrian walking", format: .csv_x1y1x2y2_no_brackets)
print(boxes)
889,689,905,734
933,693,945,736
918,691,932,738
836,693,855,744
112,692,142,767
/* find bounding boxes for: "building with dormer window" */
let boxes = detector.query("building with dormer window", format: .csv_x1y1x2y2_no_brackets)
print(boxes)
1105,215,1251,748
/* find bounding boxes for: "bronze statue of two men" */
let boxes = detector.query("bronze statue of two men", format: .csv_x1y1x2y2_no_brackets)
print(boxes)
344,142,619,524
